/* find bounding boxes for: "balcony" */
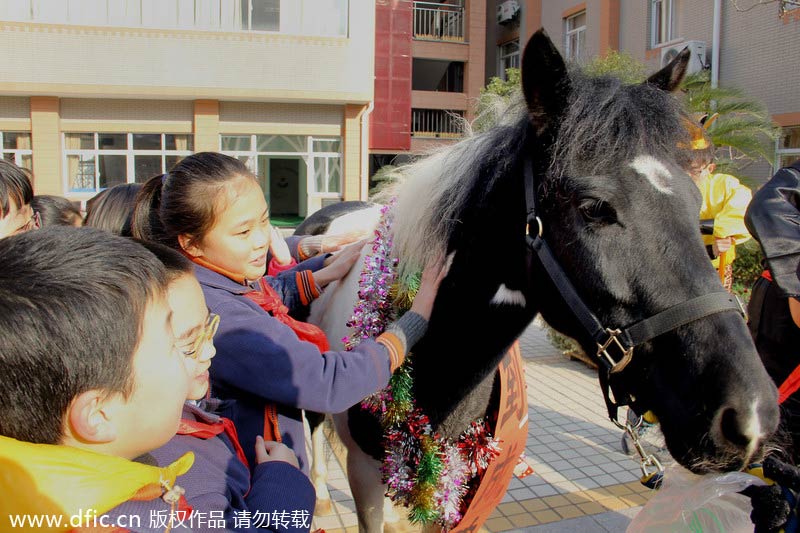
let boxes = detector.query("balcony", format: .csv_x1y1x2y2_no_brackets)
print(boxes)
413,1,465,43
411,109,464,139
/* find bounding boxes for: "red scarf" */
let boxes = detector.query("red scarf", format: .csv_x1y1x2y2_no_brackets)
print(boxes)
244,277,330,353
179,415,250,470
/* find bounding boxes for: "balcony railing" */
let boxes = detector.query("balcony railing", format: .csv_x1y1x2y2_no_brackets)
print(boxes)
411,109,464,139
413,1,465,43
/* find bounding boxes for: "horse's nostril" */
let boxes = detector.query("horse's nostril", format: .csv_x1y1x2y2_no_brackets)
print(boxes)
719,407,752,448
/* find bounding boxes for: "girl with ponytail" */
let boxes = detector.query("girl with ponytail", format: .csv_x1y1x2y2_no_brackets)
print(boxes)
132,152,446,472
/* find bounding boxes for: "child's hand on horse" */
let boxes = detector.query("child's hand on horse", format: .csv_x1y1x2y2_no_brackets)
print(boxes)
315,239,368,287
316,230,372,254
268,225,293,266
254,435,300,468
410,253,453,321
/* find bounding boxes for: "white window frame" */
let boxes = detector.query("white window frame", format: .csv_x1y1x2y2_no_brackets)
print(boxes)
498,39,520,81
564,10,586,61
63,132,193,194
219,134,343,199
775,125,800,173
0,131,33,169
650,0,675,48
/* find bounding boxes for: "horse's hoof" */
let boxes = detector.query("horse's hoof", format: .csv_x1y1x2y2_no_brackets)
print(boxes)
314,498,334,516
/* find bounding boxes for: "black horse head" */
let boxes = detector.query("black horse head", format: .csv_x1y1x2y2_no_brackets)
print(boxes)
387,29,778,474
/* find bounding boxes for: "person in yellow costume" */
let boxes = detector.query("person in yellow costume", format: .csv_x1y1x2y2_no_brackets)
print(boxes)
683,116,752,288
0,227,193,533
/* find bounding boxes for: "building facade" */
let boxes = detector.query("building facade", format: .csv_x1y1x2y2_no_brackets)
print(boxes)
0,0,375,220
369,0,486,177
485,0,800,184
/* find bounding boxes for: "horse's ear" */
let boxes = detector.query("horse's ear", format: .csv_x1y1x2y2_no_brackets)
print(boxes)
521,29,571,136
644,46,690,92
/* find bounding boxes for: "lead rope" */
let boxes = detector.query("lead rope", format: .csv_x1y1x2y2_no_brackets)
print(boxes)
612,414,664,489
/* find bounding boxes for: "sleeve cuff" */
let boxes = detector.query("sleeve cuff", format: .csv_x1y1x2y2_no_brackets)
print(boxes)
298,235,324,261
296,270,321,306
379,312,428,371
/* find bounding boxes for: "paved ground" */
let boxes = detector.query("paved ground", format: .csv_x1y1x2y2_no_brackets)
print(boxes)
310,318,655,532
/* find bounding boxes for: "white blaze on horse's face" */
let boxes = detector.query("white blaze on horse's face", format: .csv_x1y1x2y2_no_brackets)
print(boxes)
629,155,674,195
491,284,527,307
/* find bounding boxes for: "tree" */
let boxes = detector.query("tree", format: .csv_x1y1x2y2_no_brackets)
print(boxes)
472,68,521,133
583,50,647,84
681,70,780,180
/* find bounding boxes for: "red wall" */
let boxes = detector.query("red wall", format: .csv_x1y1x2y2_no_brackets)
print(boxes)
370,0,412,151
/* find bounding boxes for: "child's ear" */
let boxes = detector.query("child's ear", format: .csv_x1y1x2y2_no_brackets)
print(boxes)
178,234,202,258
67,390,118,444
707,162,717,174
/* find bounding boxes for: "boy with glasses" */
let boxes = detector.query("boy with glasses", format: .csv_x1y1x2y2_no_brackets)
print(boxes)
107,241,316,532
0,227,193,531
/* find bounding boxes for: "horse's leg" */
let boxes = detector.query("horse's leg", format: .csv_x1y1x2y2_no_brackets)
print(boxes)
332,412,387,533
305,411,333,515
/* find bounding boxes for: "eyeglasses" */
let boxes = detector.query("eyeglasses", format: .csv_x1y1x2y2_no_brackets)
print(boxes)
184,313,220,360
16,210,40,234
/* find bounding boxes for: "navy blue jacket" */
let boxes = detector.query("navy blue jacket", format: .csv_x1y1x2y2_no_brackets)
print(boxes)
108,403,315,532
195,261,394,473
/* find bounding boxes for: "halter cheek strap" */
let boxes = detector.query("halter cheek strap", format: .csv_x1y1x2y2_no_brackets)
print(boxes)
522,160,745,420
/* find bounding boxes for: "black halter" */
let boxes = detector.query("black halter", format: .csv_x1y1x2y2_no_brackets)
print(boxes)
522,160,745,424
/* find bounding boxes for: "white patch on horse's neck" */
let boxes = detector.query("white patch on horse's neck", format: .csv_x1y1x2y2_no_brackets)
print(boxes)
491,284,526,307
629,155,674,195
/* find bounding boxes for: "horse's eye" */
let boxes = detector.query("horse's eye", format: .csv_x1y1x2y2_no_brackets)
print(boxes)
579,198,616,225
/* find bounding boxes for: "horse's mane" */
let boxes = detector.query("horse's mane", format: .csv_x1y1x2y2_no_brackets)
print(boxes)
386,71,690,279
551,71,689,181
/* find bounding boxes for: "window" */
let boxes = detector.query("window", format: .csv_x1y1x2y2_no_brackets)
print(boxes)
2,0,349,36
240,0,349,35
0,132,32,170
564,10,586,61
650,0,675,47
777,126,800,169
499,40,520,81
412,59,464,93
220,134,343,196
64,133,193,193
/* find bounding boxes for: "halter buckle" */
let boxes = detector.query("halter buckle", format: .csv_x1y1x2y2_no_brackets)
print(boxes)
525,216,543,239
596,328,634,373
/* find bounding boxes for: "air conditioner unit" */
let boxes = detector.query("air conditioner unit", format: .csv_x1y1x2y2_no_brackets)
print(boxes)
660,40,707,74
497,0,520,24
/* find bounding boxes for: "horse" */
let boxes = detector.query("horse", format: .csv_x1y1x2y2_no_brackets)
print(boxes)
305,30,780,531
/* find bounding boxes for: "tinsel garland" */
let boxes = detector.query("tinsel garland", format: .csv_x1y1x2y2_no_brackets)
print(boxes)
344,203,501,531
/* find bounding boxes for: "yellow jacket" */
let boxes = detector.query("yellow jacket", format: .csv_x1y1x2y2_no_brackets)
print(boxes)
0,435,193,532
696,172,752,265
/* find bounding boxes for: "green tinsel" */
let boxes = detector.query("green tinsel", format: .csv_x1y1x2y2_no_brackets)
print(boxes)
383,360,414,426
392,270,421,311
409,505,440,524
417,448,444,481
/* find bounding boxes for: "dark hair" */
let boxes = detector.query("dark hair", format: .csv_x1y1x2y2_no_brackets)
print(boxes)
84,183,142,237
136,239,194,283
31,195,82,227
132,153,254,249
0,227,167,444
0,160,33,218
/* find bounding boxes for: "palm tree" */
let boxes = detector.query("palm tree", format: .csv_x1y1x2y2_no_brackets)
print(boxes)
681,70,780,179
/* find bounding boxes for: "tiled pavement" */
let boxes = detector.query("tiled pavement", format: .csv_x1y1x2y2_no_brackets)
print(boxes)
311,318,654,532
